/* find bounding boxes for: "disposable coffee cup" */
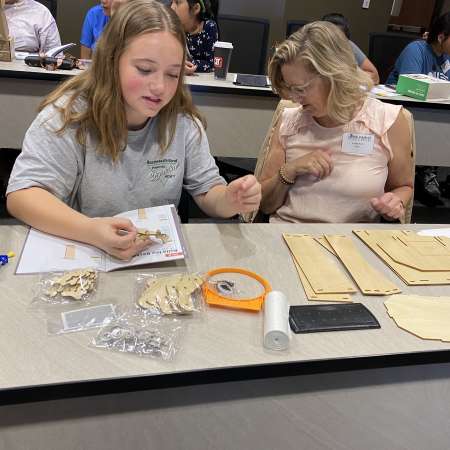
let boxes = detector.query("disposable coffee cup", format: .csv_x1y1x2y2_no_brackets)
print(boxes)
213,41,233,79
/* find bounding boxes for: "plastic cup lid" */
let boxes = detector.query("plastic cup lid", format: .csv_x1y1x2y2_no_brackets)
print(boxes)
214,41,233,49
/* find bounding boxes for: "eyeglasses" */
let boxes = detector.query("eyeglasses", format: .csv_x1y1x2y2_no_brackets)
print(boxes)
284,76,318,98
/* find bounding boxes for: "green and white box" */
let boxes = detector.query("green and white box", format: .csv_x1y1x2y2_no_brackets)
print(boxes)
396,74,450,101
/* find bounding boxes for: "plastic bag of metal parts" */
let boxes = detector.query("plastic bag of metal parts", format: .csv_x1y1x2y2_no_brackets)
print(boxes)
133,272,205,316
92,313,183,360
47,302,119,335
31,268,98,308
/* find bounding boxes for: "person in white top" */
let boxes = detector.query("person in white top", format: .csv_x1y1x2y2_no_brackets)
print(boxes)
4,0,61,53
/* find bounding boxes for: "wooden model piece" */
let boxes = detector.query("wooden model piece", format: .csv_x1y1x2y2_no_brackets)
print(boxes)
325,235,401,295
283,233,356,294
385,294,450,342
136,229,170,243
354,230,450,285
45,269,97,300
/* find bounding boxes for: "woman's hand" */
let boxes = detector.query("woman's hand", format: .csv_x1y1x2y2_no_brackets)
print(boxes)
288,150,333,180
88,217,153,260
185,61,197,75
370,192,405,221
225,175,262,214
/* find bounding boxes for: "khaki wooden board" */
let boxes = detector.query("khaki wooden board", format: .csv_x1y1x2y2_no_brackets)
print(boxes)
385,294,450,342
353,230,450,285
314,236,337,256
292,259,352,302
283,234,356,294
325,235,401,295
378,236,450,271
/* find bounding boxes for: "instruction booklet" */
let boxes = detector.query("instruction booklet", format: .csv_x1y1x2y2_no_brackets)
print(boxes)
16,205,186,274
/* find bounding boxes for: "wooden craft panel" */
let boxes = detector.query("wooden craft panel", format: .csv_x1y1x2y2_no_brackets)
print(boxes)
353,230,450,285
385,294,450,342
313,237,337,256
283,234,356,294
378,237,450,271
325,235,401,295
292,259,352,302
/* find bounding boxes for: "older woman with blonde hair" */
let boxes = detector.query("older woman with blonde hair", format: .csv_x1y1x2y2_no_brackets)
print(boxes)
259,21,413,223
7,0,260,260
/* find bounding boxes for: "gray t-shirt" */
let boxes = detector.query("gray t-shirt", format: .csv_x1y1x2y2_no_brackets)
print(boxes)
350,40,367,66
7,101,226,217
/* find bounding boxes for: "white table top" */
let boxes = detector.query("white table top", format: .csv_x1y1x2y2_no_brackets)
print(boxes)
1,222,450,397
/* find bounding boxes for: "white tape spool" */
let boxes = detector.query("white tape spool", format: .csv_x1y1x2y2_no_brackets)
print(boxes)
263,290,290,351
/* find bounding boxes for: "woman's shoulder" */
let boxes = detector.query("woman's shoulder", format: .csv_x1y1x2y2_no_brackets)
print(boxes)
204,20,218,32
279,104,308,137
357,97,402,134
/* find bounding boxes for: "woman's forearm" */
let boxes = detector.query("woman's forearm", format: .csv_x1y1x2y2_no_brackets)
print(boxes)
7,187,95,245
260,174,290,214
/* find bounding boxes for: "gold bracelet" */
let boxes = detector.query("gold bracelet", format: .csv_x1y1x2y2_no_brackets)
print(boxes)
279,165,295,185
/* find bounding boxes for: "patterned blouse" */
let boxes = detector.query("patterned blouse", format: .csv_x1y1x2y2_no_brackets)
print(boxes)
187,20,218,72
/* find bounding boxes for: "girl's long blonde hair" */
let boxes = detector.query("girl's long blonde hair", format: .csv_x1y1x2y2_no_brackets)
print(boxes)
269,21,373,124
40,0,204,160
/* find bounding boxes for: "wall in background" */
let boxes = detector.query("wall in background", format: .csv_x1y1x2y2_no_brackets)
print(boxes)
55,0,394,62
57,0,98,57
283,0,394,53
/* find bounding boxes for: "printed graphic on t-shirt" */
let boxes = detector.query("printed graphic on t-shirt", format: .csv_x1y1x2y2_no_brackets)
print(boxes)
145,159,180,184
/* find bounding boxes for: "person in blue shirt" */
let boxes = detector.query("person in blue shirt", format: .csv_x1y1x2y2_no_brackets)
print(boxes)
171,0,219,74
386,12,450,84
80,1,112,59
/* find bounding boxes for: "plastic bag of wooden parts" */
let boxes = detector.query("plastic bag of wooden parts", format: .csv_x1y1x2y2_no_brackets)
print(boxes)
92,313,184,360
32,268,98,307
134,273,204,316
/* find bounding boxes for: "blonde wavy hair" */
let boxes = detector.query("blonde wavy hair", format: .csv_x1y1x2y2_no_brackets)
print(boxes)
269,21,373,124
40,0,204,161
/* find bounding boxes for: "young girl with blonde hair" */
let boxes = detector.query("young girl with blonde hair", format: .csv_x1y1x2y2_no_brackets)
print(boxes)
7,0,260,260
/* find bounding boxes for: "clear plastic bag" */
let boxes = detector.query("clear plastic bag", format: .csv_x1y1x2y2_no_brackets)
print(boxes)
91,313,183,360
47,303,119,335
134,272,204,316
31,268,98,308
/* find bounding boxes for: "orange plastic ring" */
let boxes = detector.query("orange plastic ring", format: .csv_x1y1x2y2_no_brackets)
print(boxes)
203,267,272,312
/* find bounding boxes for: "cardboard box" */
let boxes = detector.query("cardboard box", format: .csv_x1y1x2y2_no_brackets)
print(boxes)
0,36,13,62
396,74,450,101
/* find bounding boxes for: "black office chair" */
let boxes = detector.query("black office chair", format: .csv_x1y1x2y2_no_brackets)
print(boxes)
216,15,270,75
368,32,418,84
35,0,58,20
286,20,309,38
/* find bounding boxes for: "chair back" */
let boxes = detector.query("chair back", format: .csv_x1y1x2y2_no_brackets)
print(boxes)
368,32,417,83
217,14,269,75
286,20,309,38
400,108,416,224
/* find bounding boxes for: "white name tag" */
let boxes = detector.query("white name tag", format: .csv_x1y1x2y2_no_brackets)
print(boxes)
342,132,374,155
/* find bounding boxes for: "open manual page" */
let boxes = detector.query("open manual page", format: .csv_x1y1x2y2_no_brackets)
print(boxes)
16,205,186,274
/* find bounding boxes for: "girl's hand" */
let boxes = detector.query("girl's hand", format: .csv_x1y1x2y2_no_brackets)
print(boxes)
225,175,262,214
88,217,153,260
185,61,197,75
291,149,333,179
370,192,405,221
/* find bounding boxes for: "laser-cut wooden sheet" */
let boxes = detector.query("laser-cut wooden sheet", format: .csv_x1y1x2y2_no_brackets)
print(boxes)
283,234,356,294
353,230,450,285
325,235,401,295
385,294,450,342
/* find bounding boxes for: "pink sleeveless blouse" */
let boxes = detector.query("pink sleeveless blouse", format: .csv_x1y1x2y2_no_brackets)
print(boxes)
270,97,402,223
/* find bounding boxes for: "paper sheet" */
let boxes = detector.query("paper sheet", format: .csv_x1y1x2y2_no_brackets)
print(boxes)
16,205,186,274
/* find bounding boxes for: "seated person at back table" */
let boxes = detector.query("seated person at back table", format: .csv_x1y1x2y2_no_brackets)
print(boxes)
386,11,450,84
4,0,61,53
321,13,379,84
171,0,218,74
258,22,413,224
80,0,112,59
6,0,261,261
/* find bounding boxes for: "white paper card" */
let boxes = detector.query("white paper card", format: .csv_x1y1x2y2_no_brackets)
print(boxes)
342,132,374,155
62,304,116,331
